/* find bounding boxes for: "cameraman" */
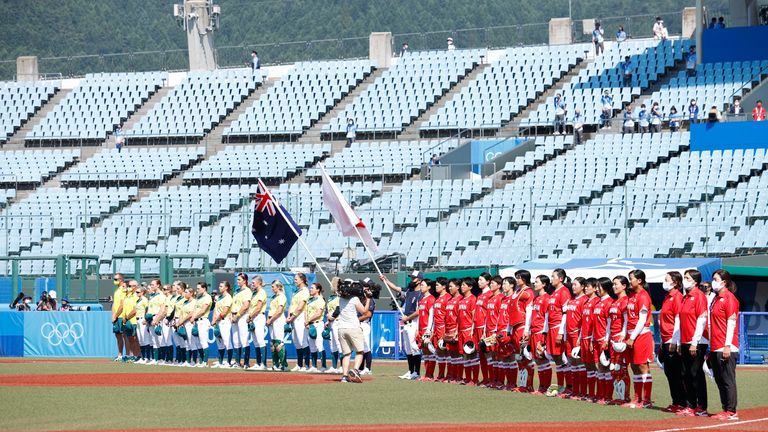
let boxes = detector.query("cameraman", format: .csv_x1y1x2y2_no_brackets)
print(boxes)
381,271,424,380
335,280,370,383
358,278,379,375
36,291,52,311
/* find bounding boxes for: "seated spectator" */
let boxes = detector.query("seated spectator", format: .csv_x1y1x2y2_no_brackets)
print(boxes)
592,22,605,56
616,25,627,43
653,17,668,40
623,103,635,135
718,17,726,28
707,105,722,123
621,56,634,87
708,17,717,29
669,106,681,132
428,154,440,167
686,46,697,77
600,90,614,129
754,100,766,121
688,99,700,125
728,98,745,118
637,104,650,133
553,93,567,135
650,102,663,133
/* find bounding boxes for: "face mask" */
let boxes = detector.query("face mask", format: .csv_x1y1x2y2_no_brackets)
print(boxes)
662,281,674,292
682,280,695,290
711,280,724,292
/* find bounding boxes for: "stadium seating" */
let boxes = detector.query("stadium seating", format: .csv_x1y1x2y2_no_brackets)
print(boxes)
61,147,204,185
26,72,167,142
0,81,58,143
126,68,260,140
421,45,588,131
225,60,376,138
0,149,79,185
323,49,486,134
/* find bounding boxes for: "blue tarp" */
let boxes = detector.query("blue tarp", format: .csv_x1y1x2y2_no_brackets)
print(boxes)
500,257,722,283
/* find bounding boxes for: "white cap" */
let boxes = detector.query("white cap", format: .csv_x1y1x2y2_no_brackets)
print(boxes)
48,290,57,299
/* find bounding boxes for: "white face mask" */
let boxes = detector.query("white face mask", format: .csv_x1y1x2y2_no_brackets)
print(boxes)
711,280,724,292
682,280,695,290
662,281,674,292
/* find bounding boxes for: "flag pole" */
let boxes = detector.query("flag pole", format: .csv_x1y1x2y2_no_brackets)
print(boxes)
259,180,335,289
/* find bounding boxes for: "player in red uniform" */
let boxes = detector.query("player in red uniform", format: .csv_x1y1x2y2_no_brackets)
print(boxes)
528,275,552,395
458,277,478,385
580,277,600,401
709,269,740,421
679,269,710,417
545,268,573,397
624,270,654,408
608,276,630,405
442,279,462,383
659,271,685,412
483,276,504,387
494,276,515,389
592,277,615,404
431,277,451,381
474,272,493,385
563,276,589,399
416,279,437,381
513,270,536,392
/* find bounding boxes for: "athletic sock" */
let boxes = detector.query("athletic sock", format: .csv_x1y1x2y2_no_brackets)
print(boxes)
425,358,436,378
622,368,631,401
153,348,159,360
227,348,234,364
236,347,243,365
279,346,287,368
365,352,372,370
414,355,422,375
507,363,518,387
332,351,339,369
555,365,566,387
479,353,488,383
260,346,267,366
586,371,595,398
321,351,327,369
304,347,311,367
406,355,414,373
297,348,304,367
437,356,446,379
633,375,643,402
538,363,552,389
218,349,225,364
311,352,318,368
642,373,653,403
243,347,251,367
254,346,261,366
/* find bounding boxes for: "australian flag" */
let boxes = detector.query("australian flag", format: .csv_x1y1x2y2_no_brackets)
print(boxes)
251,179,302,263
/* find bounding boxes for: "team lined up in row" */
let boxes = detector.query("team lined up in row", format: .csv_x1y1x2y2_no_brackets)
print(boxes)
401,268,739,421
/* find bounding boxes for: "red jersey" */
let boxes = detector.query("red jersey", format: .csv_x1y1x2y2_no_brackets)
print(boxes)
485,292,504,334
608,295,628,340
591,295,613,342
474,290,493,329
581,296,599,340
509,287,534,326
626,289,652,336
458,294,477,332
547,286,572,330
709,289,739,351
432,293,451,334
565,294,589,336
444,295,461,335
659,289,682,343
497,294,511,334
530,292,549,333
417,294,436,333
680,287,708,344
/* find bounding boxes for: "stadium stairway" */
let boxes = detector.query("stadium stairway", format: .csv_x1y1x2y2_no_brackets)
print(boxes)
300,67,389,144
399,63,492,140
2,88,72,150
119,85,174,133
498,55,593,137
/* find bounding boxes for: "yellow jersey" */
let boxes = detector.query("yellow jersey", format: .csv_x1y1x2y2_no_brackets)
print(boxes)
147,292,166,315
174,295,185,318
305,295,326,323
249,289,268,316
289,287,310,316
135,296,148,319
194,293,213,319
111,286,127,315
180,298,197,323
121,292,138,324
231,287,251,316
268,293,287,319
326,295,340,316
165,295,178,319
214,293,233,320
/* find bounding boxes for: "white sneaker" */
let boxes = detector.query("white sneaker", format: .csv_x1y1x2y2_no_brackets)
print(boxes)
360,368,371,376
135,358,145,364
409,372,420,380
247,364,262,371
254,364,266,371
157,360,166,366
306,366,319,373
210,362,219,368
399,371,413,379
318,367,327,373
290,365,301,372
299,366,309,373
324,368,336,374
272,365,282,371
219,363,230,369
196,362,207,368
147,359,157,365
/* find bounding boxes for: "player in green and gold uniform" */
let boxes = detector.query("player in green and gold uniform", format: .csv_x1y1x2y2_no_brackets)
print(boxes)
176,284,197,367
211,281,233,368
120,280,140,362
147,279,166,364
266,280,288,371
110,273,127,361
246,276,268,370
230,273,252,368
305,282,327,372
191,282,213,367
325,280,341,373
287,273,311,371
134,285,150,364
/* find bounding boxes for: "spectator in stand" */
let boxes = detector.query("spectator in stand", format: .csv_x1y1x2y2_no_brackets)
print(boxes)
600,90,613,129
114,126,125,153
653,17,668,40
728,98,744,119
669,106,681,132
623,103,635,135
616,25,627,43
572,107,584,146
400,42,409,57
717,17,726,29
60,298,72,311
429,154,440,167
637,104,650,133
708,17,718,29
345,118,357,146
650,102,663,133
621,56,634,87
686,46,697,77
592,22,605,56
553,93,567,135
447,37,456,51
753,100,766,121
48,290,58,311
249,51,260,71
708,105,722,123
36,291,53,311
17,296,33,311
688,99,700,125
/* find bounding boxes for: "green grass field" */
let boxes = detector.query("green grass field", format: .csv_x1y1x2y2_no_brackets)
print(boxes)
1,360,767,431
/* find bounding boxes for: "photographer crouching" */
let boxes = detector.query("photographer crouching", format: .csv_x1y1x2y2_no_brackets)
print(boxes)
333,279,372,383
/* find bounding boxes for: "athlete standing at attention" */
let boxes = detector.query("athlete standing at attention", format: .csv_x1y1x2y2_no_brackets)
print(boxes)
247,276,268,370
230,273,252,368
191,282,212,367
545,268,573,397
528,275,552,395
512,270,535,392
563,277,588,399
624,270,655,408
266,280,288,371
110,273,127,362
287,273,311,372
211,281,233,368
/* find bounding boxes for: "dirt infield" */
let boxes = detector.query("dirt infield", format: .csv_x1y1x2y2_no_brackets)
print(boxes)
62,407,768,432
0,372,341,387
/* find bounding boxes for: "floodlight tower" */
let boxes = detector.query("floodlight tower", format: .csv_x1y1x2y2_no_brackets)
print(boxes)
174,0,221,71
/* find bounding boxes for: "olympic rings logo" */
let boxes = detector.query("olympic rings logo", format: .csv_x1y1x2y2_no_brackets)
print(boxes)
40,322,84,347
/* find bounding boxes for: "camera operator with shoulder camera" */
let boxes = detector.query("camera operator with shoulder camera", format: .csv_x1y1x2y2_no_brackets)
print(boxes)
334,279,371,383
381,271,424,380
357,278,381,375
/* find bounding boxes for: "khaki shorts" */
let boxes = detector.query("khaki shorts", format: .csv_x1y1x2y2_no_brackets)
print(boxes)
338,327,365,355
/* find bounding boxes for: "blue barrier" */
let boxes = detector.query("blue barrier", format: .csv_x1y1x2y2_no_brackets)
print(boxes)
690,121,768,151
703,26,768,64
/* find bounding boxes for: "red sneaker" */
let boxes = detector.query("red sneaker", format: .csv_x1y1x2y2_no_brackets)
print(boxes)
640,401,653,409
662,404,682,413
676,407,695,417
595,398,609,405
530,387,546,395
